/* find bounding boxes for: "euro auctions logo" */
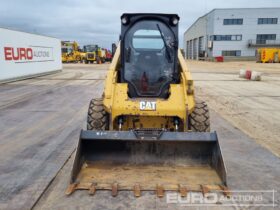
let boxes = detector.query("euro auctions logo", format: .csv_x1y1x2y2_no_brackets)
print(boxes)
4,47,33,60
3,46,54,63
166,190,277,207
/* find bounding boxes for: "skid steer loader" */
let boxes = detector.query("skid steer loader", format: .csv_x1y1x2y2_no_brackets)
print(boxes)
66,13,228,197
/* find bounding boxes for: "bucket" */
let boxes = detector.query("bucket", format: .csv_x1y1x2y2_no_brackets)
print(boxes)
66,130,227,196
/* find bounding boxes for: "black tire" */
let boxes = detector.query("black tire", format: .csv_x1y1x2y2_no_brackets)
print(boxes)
87,98,109,130
189,100,210,132
85,60,89,64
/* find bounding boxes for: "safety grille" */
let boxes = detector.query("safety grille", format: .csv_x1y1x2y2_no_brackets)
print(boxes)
132,128,165,140
87,53,94,59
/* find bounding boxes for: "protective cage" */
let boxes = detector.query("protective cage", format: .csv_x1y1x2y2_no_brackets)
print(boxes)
66,130,228,197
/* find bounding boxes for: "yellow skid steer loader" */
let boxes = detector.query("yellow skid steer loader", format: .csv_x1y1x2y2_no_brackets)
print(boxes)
66,13,227,197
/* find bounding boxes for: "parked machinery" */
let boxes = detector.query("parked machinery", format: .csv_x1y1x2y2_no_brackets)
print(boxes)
104,48,112,62
61,41,83,63
83,45,107,64
112,43,117,57
83,45,96,64
274,49,280,63
256,49,262,63
257,48,280,63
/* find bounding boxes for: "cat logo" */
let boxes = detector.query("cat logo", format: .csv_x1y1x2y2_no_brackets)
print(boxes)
139,101,156,111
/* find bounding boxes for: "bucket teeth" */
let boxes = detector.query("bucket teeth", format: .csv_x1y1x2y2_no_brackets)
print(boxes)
219,185,231,197
178,185,188,197
112,183,118,197
156,185,164,198
201,185,210,197
133,184,141,197
66,183,229,197
65,183,78,196
89,183,96,195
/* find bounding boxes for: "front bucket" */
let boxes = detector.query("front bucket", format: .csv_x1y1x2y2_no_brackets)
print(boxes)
66,130,227,197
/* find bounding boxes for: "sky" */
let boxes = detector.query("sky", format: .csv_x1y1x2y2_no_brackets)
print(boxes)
0,0,279,49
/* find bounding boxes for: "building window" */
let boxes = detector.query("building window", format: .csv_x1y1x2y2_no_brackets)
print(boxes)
258,18,278,24
210,35,242,41
256,34,276,44
222,50,241,56
223,19,243,25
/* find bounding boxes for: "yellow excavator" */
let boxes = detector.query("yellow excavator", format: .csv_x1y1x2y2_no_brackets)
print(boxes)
66,13,227,197
61,41,83,63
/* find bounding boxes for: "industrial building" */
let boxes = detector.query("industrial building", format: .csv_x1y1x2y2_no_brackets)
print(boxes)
184,8,280,60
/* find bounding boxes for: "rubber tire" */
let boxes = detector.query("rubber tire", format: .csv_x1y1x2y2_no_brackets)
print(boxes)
189,100,210,132
87,98,109,130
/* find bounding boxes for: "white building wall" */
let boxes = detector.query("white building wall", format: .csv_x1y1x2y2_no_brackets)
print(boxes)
184,8,280,59
212,8,280,57
184,14,207,59
205,12,215,57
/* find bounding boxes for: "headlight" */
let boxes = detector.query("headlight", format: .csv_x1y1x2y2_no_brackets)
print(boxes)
121,16,129,25
171,17,179,25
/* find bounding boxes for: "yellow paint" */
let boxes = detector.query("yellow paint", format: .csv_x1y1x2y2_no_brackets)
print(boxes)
61,41,83,63
258,48,280,63
84,47,106,63
103,43,195,131
85,52,96,62
277,49,280,63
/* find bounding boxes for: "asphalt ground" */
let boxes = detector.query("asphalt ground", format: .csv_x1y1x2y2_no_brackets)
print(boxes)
0,63,279,210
